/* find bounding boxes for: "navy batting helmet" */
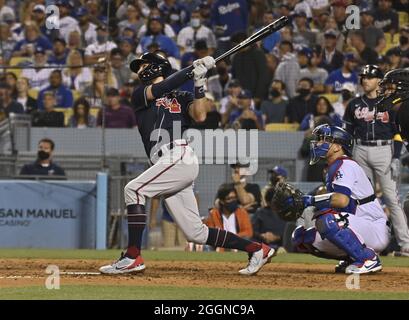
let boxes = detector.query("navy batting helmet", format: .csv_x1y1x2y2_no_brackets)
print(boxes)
359,64,384,82
130,52,172,84
310,124,354,165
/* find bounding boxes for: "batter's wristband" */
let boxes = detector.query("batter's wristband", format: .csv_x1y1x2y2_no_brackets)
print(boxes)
195,86,205,99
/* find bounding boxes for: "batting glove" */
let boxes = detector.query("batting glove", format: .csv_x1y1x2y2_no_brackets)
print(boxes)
391,158,401,180
193,56,216,70
193,63,207,87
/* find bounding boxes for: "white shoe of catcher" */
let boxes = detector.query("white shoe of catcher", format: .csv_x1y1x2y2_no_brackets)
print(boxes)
239,244,275,276
345,255,382,274
99,252,145,274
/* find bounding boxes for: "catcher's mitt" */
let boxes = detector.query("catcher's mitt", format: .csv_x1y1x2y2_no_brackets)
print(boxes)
271,182,305,221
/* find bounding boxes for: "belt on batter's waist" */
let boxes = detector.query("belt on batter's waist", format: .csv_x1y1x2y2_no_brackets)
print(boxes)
355,194,376,205
355,139,392,146
157,139,189,157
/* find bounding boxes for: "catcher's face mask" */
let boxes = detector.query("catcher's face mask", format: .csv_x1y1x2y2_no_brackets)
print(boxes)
310,124,333,165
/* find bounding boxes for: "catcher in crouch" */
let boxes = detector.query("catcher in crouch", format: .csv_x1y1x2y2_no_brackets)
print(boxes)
275,124,390,274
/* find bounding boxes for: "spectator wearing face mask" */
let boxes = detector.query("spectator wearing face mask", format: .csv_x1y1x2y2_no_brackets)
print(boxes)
206,183,253,252
260,79,288,124
177,8,216,55
396,26,409,68
84,23,117,65
285,78,318,124
158,0,190,34
19,138,65,177
299,47,328,94
332,82,355,118
229,89,263,130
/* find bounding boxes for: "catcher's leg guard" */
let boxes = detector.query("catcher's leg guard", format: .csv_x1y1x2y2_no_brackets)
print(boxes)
292,226,317,253
292,225,347,260
315,211,376,262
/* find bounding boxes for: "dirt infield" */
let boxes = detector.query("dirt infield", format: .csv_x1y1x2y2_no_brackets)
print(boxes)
1,258,409,292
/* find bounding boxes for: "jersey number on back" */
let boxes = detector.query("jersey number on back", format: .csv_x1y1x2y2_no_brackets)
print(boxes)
156,97,182,113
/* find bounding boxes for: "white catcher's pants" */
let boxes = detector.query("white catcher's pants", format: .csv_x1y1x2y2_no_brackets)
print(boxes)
124,141,209,244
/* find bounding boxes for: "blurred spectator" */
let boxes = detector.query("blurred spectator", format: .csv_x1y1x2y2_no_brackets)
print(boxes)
83,65,117,108
97,87,137,128
252,187,287,249
180,39,209,92
397,25,409,67
211,0,249,55
360,8,386,54
0,0,13,24
147,43,181,71
137,16,180,58
21,47,52,91
207,60,233,101
285,78,318,124
297,46,312,69
16,77,37,114
274,40,300,98
220,79,242,126
249,0,268,28
110,48,131,88
119,79,138,108
67,30,84,56
0,83,24,117
119,37,138,65
299,96,342,131
47,38,69,66
265,53,279,86
84,23,117,65
261,166,288,207
258,11,281,54
68,97,96,128
4,72,17,99
332,82,355,118
32,91,65,127
373,0,399,35
316,17,344,52
231,32,269,106
229,89,263,130
159,0,190,34
76,7,97,46
319,29,344,73
191,92,221,129
348,30,379,65
118,4,144,36
0,21,18,63
206,183,253,250
377,55,390,74
260,79,288,124
31,4,59,42
300,48,328,94
292,11,316,48
149,198,187,248
12,21,52,57
56,0,81,41
85,0,105,25
62,49,93,91
177,8,216,55
137,7,176,39
325,53,358,93
386,47,404,69
230,163,262,215
332,0,348,32
286,0,312,19
38,70,74,110
19,138,65,176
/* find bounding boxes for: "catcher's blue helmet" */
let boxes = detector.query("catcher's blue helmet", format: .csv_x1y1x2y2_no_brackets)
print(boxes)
309,124,354,165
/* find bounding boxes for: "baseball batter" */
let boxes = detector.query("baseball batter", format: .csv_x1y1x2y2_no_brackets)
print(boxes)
343,65,409,256
99,52,275,275
290,125,390,274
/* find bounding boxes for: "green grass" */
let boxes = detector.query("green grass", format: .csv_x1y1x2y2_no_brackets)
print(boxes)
1,285,408,300
1,249,409,267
